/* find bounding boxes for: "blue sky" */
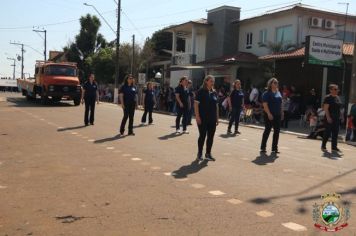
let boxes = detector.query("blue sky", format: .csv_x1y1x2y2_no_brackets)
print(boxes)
0,0,355,77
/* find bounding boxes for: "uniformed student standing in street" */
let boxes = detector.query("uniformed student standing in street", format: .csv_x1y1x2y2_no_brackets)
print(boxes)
321,84,342,152
195,75,219,161
260,78,283,153
119,74,138,135
175,77,190,134
141,82,156,125
227,79,244,134
81,73,99,126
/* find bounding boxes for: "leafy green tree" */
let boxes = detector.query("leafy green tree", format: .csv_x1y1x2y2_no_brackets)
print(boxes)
63,14,107,81
86,47,115,84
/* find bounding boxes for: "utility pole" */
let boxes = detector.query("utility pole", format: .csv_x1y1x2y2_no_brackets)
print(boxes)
6,57,16,80
33,29,47,61
114,0,121,104
10,42,24,79
131,34,135,75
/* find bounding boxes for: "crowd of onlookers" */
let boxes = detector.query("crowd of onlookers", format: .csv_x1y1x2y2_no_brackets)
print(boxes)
96,80,356,142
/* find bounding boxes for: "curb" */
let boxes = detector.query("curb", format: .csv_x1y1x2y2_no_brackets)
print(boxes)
103,102,350,144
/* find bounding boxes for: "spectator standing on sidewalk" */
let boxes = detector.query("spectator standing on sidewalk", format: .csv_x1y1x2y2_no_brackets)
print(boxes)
195,75,219,161
227,79,244,135
119,74,138,136
281,94,291,129
350,100,356,142
81,73,99,126
175,76,190,134
321,84,342,152
187,80,195,125
260,78,283,154
141,82,156,125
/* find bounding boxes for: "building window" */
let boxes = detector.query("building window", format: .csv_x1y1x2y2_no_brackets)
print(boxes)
246,32,253,49
259,29,267,46
276,25,293,45
337,30,355,43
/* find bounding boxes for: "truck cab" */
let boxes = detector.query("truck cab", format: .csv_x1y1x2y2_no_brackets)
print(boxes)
34,61,82,105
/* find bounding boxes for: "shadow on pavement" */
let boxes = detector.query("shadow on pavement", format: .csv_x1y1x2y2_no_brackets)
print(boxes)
248,168,356,205
251,153,279,166
57,125,87,132
158,132,182,140
94,134,124,143
133,124,148,129
219,133,237,139
322,150,343,159
172,159,208,179
7,97,73,108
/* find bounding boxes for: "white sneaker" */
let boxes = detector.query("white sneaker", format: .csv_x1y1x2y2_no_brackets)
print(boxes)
176,129,181,134
183,130,189,134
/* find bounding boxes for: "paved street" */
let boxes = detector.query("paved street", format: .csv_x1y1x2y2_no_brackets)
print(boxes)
0,93,355,236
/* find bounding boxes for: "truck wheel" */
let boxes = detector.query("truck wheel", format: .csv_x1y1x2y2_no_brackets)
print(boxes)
73,98,81,106
52,96,62,103
41,95,48,105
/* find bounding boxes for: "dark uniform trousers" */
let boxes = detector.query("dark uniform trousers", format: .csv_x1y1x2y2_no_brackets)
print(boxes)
322,118,340,149
198,121,216,154
228,107,242,132
260,114,281,151
176,106,188,131
141,103,153,124
84,96,96,125
120,103,135,133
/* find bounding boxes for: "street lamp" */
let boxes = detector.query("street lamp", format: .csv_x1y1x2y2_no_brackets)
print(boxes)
83,1,121,103
83,3,116,35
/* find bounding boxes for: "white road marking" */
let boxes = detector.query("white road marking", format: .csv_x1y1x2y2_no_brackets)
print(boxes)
0,185,7,189
106,147,115,150
208,190,226,196
241,139,248,141
256,210,274,217
279,146,290,150
227,199,243,205
151,166,161,170
71,132,78,135
241,158,249,161
164,172,177,176
140,162,150,166
58,127,64,129
83,136,89,139
87,139,95,142
131,158,142,161
113,150,122,153
223,153,232,156
282,222,307,232
176,178,189,182
122,154,132,157
191,183,205,189
40,118,45,121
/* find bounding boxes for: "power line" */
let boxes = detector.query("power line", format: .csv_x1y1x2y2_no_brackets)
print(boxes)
122,11,145,40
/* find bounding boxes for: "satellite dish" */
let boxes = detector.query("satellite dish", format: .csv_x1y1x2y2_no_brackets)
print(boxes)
17,56,22,61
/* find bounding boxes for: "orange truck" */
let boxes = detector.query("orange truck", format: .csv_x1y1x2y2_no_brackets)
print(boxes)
17,61,82,105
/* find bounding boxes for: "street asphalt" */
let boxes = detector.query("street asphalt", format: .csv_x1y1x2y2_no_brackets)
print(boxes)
0,93,355,236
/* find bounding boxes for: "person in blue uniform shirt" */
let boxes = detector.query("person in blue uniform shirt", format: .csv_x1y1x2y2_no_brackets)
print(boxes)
175,76,190,134
194,75,219,161
81,73,99,126
260,78,283,153
119,74,138,135
227,79,244,134
141,81,156,125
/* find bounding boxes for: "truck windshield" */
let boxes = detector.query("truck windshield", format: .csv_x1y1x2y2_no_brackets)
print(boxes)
45,66,77,76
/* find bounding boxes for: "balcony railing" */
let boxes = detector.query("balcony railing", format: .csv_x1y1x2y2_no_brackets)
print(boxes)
172,54,197,66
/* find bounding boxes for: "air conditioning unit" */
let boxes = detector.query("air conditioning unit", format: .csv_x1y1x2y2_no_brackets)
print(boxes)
324,19,336,30
309,17,323,28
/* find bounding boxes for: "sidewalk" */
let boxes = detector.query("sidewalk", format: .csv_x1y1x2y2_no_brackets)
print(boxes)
137,106,356,146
